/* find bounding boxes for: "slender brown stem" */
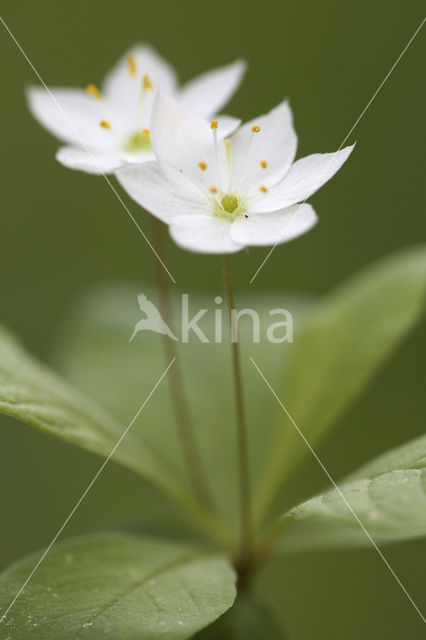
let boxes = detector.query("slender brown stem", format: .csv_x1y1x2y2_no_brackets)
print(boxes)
222,254,253,563
151,218,213,512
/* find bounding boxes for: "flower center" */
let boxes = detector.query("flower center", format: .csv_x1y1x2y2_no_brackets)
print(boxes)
207,120,263,221
124,129,152,153
214,193,244,221
221,195,238,213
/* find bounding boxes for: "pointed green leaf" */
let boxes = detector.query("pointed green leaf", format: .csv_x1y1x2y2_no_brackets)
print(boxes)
256,246,426,519
0,324,206,525
274,435,426,552
0,534,236,639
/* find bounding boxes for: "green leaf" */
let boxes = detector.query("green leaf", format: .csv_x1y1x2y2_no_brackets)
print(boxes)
0,324,209,530
0,533,236,639
274,434,426,552
0,324,121,452
52,285,314,538
194,594,286,639
255,245,426,520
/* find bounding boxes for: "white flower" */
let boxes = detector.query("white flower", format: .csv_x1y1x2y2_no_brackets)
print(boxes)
116,94,354,254
27,46,245,174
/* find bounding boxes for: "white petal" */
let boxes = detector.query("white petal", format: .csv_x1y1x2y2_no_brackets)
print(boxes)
27,87,120,150
116,162,211,224
216,115,241,136
150,93,227,195
231,204,318,246
230,100,297,195
178,60,246,118
119,150,156,164
56,146,124,174
170,215,243,254
102,45,178,123
248,145,355,213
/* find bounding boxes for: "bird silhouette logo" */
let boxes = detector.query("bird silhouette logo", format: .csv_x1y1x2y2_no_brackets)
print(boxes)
129,293,178,342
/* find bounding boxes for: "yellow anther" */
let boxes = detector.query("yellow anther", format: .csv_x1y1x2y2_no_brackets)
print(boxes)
260,160,268,169
259,185,268,193
210,186,218,193
252,125,261,133
198,162,208,171
100,120,111,129
127,55,137,76
143,74,154,90
140,128,150,137
210,120,218,129
86,84,101,100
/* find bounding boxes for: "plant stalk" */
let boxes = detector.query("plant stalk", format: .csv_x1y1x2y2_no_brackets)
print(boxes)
151,218,213,512
222,254,253,564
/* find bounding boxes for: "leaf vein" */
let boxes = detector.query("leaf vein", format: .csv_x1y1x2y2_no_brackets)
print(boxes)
73,550,211,637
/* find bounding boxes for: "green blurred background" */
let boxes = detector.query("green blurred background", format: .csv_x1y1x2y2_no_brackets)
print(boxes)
0,1,425,638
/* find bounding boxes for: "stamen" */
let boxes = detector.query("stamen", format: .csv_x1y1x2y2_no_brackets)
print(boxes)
225,138,233,192
210,186,218,193
137,77,153,122
100,120,111,129
143,74,154,90
86,84,101,100
240,125,262,179
260,160,268,169
198,162,208,171
211,121,222,192
141,129,150,137
127,55,137,76
259,185,268,193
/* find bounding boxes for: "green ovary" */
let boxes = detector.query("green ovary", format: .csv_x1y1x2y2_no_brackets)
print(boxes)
215,193,244,221
124,132,152,153
221,195,239,213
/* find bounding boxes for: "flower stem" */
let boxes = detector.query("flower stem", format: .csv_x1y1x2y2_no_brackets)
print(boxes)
151,218,214,512
222,254,253,563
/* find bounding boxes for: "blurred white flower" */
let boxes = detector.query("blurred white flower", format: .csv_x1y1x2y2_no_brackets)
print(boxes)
27,46,245,174
117,93,354,254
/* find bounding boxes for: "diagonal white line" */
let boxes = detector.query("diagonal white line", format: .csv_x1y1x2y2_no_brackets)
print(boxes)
0,15,176,284
250,356,426,624
250,16,426,284
0,358,176,625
